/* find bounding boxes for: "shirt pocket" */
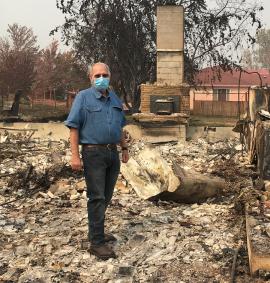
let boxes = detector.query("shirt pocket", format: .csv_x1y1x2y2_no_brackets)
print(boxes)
85,104,102,112
84,105,102,124
112,105,123,124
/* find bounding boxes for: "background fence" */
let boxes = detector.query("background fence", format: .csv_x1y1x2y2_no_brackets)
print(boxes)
31,99,66,108
193,100,248,117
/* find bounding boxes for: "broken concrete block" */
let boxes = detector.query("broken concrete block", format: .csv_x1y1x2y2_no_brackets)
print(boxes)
116,180,129,194
47,191,56,199
75,180,86,192
118,265,134,277
69,188,78,196
128,234,146,248
264,181,270,192
49,179,70,195
70,193,80,200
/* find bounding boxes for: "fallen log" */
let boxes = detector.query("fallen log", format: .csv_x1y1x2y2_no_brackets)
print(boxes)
121,147,225,203
160,163,226,203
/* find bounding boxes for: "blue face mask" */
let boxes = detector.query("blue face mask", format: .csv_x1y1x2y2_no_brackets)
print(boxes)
93,77,110,91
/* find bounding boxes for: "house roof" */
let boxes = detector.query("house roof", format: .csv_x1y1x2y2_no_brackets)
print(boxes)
195,67,270,88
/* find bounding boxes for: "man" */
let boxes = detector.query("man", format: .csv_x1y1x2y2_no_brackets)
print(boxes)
65,62,129,260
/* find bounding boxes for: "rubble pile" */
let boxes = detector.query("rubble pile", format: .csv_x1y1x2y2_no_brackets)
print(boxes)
128,138,244,176
1,130,270,282
0,131,74,207
0,185,243,282
247,200,270,254
126,138,252,199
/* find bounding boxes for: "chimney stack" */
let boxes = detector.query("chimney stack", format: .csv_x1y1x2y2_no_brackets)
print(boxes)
157,6,184,86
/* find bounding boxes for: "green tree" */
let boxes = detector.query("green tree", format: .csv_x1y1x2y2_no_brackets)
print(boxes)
53,0,263,111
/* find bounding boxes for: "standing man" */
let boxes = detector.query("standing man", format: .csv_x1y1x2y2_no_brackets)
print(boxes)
65,62,129,260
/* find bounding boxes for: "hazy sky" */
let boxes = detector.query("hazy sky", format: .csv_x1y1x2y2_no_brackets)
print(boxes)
0,0,66,50
0,0,269,50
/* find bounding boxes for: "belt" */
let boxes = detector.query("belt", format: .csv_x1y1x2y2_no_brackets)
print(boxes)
82,144,117,150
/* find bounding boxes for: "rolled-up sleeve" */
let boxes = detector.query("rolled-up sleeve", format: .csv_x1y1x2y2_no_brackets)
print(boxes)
65,93,83,129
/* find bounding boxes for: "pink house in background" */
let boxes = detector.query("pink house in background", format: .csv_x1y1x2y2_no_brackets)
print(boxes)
190,67,270,110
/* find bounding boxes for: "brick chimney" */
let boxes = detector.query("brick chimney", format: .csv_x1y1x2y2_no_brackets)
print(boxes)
139,5,190,116
157,6,184,86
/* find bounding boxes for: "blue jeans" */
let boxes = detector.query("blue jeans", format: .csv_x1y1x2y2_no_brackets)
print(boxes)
82,147,120,245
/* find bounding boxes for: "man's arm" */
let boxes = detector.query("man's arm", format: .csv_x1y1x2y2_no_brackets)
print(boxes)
70,128,82,170
65,92,83,171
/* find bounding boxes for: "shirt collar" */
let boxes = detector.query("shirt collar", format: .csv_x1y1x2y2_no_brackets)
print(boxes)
92,87,111,100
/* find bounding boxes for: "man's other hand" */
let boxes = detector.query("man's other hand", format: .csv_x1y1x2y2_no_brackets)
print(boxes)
122,150,129,163
71,156,82,171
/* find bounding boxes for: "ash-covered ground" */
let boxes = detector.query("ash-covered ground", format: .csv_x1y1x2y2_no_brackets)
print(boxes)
0,130,270,283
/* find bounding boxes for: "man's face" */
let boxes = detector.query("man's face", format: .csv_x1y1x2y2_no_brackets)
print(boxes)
90,64,110,84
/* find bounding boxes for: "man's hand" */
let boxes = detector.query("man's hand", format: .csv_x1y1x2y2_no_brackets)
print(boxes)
122,149,129,163
71,156,82,171
69,128,82,171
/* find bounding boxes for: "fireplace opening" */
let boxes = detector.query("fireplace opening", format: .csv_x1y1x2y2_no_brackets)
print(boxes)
155,97,174,115
150,95,181,115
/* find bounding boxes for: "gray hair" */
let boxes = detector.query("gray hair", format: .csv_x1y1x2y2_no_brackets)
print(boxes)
88,62,111,77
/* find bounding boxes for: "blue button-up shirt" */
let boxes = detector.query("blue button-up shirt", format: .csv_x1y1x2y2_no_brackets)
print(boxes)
65,87,126,144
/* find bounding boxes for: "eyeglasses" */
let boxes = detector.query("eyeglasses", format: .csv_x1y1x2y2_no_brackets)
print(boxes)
94,73,109,78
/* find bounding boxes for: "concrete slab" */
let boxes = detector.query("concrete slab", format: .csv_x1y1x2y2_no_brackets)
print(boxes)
0,122,69,141
0,123,239,144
